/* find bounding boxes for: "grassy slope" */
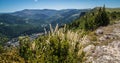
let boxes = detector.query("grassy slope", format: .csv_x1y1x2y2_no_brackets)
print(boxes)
106,8,120,12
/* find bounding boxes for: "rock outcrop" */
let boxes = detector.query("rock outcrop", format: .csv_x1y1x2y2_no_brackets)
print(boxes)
85,21,120,63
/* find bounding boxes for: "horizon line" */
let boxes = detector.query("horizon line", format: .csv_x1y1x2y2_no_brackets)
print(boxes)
0,7,120,13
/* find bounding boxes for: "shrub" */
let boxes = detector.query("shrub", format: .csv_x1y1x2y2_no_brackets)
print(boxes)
18,24,86,63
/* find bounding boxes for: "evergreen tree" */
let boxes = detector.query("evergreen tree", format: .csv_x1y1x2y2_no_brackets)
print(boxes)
94,5,110,27
101,5,110,26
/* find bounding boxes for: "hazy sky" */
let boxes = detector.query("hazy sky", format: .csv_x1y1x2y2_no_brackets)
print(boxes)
0,0,120,12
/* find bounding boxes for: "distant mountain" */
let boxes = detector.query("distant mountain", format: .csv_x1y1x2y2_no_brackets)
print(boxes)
12,9,57,18
0,9,90,40
0,14,35,38
0,14,27,24
50,9,89,25
11,9,90,25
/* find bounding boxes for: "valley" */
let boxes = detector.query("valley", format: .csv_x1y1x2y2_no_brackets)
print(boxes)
0,9,90,44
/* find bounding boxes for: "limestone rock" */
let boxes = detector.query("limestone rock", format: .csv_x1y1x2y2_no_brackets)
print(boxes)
95,29,103,35
86,41,120,63
83,44,95,53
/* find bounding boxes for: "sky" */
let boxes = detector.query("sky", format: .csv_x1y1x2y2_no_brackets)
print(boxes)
0,0,120,12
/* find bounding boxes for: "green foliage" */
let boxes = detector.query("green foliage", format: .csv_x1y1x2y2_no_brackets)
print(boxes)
0,33,9,44
69,6,110,31
108,11,120,23
19,37,33,60
94,5,110,27
0,45,4,53
0,23,87,63
0,47,25,63
17,24,86,63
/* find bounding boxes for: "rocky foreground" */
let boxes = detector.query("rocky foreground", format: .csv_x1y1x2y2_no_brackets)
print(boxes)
83,21,120,63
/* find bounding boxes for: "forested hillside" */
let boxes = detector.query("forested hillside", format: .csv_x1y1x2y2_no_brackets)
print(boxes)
0,9,89,43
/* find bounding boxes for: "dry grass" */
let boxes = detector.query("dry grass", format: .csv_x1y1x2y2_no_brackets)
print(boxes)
45,24,89,61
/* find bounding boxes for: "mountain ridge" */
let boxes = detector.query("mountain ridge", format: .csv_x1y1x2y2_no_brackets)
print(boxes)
0,9,90,41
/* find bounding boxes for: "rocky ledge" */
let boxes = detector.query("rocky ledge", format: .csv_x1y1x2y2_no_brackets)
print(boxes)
84,21,120,63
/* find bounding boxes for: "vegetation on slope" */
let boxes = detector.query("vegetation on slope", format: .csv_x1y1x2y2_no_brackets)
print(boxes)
0,6,120,63
0,24,87,63
69,5,110,31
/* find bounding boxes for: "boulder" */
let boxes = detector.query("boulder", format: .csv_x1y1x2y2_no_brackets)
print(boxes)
99,34,117,41
83,44,95,53
95,29,103,35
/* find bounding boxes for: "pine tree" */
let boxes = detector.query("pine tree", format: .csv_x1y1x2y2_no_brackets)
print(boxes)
101,5,110,26
94,5,110,27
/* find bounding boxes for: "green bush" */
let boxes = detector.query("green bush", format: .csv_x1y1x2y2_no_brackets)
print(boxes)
69,6,110,31
18,24,86,63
